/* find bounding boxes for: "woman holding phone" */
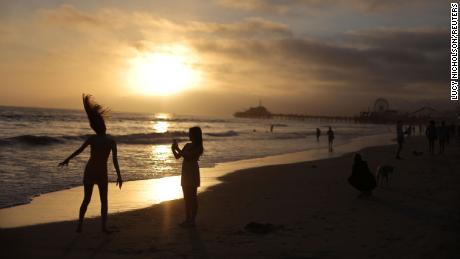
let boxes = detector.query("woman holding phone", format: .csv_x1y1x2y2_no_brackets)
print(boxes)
171,126,203,228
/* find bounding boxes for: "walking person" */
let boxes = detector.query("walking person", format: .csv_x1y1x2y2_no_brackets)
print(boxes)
327,126,334,152
172,127,204,228
59,94,123,233
395,120,404,159
316,128,321,142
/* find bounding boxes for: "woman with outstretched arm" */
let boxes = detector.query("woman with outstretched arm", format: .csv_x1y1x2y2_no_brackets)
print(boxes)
59,94,122,233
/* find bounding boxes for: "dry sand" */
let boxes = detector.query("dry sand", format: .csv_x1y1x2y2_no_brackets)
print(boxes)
1,136,460,258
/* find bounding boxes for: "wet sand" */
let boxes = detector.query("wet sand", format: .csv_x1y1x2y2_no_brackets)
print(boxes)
0,133,393,228
1,136,460,258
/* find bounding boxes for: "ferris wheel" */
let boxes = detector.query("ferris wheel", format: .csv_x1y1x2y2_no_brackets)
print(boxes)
373,98,390,113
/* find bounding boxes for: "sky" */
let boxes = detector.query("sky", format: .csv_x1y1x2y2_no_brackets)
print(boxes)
0,0,454,116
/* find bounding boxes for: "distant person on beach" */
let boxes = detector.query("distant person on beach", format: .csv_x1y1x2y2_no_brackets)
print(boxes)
425,120,437,155
348,153,376,197
438,121,448,154
316,128,321,141
406,125,412,137
327,126,334,152
59,94,122,233
395,121,404,159
270,124,274,133
172,126,204,228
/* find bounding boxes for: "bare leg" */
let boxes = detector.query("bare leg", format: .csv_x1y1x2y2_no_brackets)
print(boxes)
98,182,109,233
182,186,191,223
189,187,198,223
77,183,94,232
180,186,197,227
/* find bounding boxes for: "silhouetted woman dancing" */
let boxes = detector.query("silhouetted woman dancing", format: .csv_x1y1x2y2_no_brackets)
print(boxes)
59,94,122,233
172,127,203,228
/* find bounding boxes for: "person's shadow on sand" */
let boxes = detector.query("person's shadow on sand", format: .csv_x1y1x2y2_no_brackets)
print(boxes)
187,228,210,259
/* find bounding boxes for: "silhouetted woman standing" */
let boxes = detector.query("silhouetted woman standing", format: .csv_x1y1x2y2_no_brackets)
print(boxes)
59,94,122,233
172,127,203,228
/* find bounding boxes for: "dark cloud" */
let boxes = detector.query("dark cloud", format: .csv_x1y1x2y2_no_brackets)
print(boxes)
187,17,292,38
192,28,449,102
217,0,444,13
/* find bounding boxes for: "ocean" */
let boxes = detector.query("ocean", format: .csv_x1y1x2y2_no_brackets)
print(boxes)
0,106,391,208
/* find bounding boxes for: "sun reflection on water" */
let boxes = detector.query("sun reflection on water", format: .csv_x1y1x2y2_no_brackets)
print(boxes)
149,145,176,177
136,145,182,204
153,121,169,133
155,113,170,120
152,145,170,162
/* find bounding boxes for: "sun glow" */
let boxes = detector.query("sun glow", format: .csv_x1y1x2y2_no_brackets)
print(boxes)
127,45,201,96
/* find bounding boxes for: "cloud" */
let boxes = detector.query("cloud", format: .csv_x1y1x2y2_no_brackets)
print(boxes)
39,5,292,38
186,17,292,38
2,4,451,114
217,0,442,14
40,4,104,27
190,28,448,100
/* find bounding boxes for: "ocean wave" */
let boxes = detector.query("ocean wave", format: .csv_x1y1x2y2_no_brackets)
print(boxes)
115,132,189,144
0,131,189,146
205,130,239,137
0,130,337,147
0,111,229,124
1,135,65,146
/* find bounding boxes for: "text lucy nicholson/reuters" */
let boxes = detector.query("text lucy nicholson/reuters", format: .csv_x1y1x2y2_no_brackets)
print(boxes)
451,3,459,101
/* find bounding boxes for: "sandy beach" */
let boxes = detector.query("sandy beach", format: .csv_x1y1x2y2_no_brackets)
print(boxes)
1,136,460,258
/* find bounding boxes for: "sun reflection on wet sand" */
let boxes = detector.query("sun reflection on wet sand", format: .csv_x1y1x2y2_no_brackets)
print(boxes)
138,176,183,204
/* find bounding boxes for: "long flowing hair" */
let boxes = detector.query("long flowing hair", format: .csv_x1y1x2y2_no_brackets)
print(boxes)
189,126,204,156
82,94,109,135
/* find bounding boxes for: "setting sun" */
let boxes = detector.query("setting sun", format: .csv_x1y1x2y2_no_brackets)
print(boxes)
126,45,201,96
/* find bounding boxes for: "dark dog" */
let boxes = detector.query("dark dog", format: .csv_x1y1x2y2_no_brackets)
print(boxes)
376,165,395,186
